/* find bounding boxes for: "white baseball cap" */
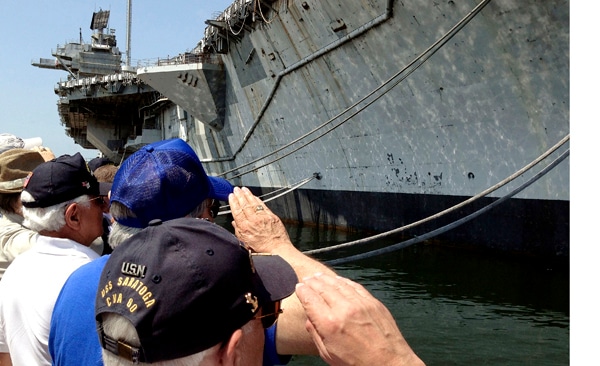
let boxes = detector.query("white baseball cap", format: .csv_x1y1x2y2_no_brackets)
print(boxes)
0,134,43,154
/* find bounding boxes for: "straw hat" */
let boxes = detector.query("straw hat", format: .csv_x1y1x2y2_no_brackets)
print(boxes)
0,148,45,194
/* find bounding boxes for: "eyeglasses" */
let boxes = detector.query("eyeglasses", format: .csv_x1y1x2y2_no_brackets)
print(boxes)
253,301,283,329
86,196,108,208
210,199,221,219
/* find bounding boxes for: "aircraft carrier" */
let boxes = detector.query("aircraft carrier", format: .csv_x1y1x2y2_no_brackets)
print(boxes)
33,0,570,257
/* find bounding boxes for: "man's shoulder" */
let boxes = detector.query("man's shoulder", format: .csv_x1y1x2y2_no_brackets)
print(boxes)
63,255,110,286
50,258,107,366
0,214,18,229
0,242,40,279
53,255,110,316
0,215,37,251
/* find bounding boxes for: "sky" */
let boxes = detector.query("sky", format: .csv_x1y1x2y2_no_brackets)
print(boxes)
0,1,597,360
0,0,231,160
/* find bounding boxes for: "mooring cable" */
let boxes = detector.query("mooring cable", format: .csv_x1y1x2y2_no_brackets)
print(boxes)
217,173,319,215
256,0,277,24
322,148,569,266
226,0,248,36
303,133,569,255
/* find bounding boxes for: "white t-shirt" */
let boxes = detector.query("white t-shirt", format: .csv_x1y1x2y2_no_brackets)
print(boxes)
0,235,99,365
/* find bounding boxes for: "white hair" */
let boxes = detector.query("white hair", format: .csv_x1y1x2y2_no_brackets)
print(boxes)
99,313,210,366
107,221,142,250
99,313,259,366
21,191,91,232
108,199,211,250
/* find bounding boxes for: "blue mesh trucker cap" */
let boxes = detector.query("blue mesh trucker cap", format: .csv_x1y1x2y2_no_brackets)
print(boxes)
110,138,233,228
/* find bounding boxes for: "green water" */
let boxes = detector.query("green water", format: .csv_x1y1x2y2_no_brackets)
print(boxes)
217,217,569,365
284,224,569,366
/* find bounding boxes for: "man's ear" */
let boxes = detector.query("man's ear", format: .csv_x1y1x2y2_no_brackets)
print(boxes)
219,329,243,366
64,203,81,230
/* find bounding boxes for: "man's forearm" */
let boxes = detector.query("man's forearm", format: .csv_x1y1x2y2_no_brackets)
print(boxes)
268,240,336,280
269,243,336,356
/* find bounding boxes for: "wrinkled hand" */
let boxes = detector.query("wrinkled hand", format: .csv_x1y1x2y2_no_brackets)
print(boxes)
296,274,425,366
229,187,335,356
228,187,293,253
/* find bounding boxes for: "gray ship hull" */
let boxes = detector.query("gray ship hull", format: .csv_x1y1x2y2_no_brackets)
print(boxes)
38,0,570,257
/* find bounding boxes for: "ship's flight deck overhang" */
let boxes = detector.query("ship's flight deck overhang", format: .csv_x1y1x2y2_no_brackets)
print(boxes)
137,63,225,131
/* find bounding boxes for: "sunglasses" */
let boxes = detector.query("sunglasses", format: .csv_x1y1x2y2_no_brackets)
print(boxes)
210,199,221,219
253,301,283,329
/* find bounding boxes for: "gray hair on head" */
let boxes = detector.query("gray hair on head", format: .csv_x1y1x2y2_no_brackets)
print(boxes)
21,192,91,232
107,199,211,250
100,313,210,366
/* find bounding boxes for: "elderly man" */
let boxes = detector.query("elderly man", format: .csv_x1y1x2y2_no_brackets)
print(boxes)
96,217,425,366
0,153,105,365
49,138,334,366
97,217,298,365
226,187,425,366
49,139,235,366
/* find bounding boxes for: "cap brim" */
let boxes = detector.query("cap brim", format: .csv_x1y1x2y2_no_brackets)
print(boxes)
99,182,112,196
252,255,298,303
208,176,234,201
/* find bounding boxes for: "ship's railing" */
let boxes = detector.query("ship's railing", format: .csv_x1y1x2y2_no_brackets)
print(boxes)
202,0,255,52
201,0,276,54
55,71,139,90
132,52,221,68
54,51,221,91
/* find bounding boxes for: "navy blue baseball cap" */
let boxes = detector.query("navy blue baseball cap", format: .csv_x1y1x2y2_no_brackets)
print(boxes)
110,138,233,228
21,153,99,208
96,218,297,363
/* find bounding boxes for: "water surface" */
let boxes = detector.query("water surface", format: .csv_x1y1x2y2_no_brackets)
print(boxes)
217,217,568,365
283,224,569,366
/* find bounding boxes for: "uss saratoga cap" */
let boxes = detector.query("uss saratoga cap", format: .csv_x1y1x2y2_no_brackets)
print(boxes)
110,138,233,228
95,217,297,363
22,153,99,208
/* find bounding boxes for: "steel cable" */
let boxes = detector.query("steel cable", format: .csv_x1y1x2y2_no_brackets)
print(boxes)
217,172,319,215
304,134,569,255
